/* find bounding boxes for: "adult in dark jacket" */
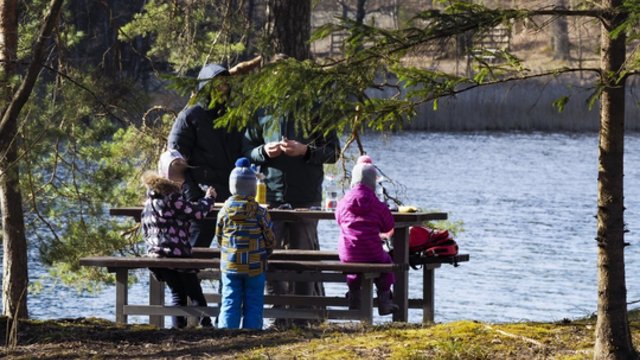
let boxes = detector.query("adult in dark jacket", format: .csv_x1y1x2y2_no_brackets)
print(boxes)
243,109,340,323
168,63,244,247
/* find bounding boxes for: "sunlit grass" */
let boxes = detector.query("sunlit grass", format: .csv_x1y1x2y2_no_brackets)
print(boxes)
2,311,639,359
239,316,636,359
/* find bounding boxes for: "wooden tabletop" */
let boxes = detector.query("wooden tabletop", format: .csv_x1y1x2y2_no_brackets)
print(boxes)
79,256,408,272
109,207,448,224
192,248,469,266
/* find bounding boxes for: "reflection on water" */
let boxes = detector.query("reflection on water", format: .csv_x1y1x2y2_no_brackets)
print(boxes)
5,132,640,324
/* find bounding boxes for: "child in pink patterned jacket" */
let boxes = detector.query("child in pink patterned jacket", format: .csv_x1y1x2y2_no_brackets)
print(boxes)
335,155,399,315
141,149,217,328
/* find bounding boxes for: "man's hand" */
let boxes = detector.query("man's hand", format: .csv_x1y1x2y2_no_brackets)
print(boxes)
264,142,284,158
280,139,308,157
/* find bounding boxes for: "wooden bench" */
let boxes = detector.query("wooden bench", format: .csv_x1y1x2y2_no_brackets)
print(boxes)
80,249,469,327
194,248,470,323
79,255,405,327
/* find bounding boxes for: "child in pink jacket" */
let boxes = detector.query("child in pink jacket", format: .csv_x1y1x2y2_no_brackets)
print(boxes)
335,155,398,315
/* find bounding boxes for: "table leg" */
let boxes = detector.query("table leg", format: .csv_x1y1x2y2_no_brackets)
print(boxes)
392,227,409,322
115,269,128,324
149,273,165,328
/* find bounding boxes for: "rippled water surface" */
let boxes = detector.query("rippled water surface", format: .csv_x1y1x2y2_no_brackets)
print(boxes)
8,132,640,324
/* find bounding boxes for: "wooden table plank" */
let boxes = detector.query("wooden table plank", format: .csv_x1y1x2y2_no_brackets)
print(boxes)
81,256,406,272
109,207,448,224
192,248,340,261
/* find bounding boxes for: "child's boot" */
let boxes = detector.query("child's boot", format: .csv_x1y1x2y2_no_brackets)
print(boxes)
199,316,213,328
347,285,362,310
172,315,188,329
377,290,399,316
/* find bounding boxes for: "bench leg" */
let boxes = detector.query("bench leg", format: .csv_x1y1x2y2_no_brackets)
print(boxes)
392,227,409,322
422,264,441,323
115,269,128,324
149,273,165,328
359,278,374,324
423,266,435,323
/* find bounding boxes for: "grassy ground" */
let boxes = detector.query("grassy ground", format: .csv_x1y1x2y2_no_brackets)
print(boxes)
1,311,639,359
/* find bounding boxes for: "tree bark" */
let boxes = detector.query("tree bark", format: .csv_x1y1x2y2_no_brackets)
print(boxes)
594,0,637,358
338,0,349,18
0,0,64,319
355,0,366,25
268,0,311,60
551,0,571,60
0,0,28,320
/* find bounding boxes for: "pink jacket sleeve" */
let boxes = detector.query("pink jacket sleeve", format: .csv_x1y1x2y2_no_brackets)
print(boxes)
377,201,394,234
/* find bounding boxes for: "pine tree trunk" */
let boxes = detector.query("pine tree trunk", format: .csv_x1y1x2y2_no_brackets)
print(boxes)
551,0,570,60
0,0,64,320
339,0,349,18
355,0,366,24
594,0,637,358
0,0,29,320
0,123,28,320
269,0,311,60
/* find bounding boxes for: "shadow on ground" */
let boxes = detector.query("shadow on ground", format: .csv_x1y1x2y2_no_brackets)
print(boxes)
0,316,366,359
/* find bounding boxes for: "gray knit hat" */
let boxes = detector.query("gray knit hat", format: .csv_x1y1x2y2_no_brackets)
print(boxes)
351,155,377,190
158,149,186,180
229,158,257,197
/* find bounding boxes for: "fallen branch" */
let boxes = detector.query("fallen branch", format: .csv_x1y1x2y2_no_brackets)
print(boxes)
483,324,545,347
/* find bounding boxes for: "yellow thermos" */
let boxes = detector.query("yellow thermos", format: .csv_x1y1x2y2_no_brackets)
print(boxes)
256,175,267,204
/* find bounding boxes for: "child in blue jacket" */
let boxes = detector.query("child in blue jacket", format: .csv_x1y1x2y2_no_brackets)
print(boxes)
215,158,275,329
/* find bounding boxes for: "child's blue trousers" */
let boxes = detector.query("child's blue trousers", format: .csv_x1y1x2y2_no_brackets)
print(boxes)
219,272,265,329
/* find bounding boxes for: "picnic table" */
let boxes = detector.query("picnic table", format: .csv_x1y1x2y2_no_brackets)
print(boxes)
102,206,468,324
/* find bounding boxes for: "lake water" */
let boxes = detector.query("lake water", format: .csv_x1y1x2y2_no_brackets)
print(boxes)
8,132,640,324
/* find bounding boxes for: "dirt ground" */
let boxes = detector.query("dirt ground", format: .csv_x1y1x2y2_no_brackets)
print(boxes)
0,317,319,359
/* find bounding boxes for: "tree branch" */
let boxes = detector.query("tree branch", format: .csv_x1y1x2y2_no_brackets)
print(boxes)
530,9,606,18
41,64,129,126
0,0,64,137
319,6,608,72
404,67,602,111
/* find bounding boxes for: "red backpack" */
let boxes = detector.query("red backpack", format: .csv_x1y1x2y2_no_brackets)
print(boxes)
409,226,459,257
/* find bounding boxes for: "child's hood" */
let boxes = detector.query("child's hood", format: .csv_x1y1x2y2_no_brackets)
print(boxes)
223,196,259,220
343,184,377,216
142,171,181,196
